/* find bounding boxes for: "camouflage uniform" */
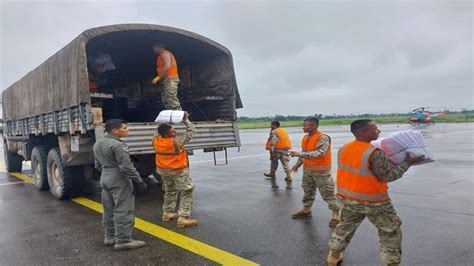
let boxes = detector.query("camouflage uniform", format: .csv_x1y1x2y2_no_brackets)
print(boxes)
157,119,196,217
93,135,144,243
328,150,411,265
159,79,181,110
268,130,291,175
294,135,339,211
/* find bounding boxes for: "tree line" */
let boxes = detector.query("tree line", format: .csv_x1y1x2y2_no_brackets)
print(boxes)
237,110,474,123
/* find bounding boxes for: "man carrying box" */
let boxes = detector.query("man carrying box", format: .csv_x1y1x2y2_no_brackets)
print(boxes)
327,119,425,266
153,111,198,228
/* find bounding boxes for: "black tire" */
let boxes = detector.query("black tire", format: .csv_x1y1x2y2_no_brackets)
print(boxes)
31,146,49,190
3,143,23,173
46,148,84,200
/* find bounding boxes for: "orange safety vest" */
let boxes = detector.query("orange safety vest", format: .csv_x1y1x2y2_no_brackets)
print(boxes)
337,141,389,202
153,135,188,172
265,128,292,150
301,131,332,173
156,50,179,80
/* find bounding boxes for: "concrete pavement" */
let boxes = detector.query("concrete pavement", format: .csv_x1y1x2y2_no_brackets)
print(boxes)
0,123,473,265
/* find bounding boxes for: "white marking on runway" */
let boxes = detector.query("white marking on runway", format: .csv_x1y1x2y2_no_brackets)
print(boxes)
191,153,267,164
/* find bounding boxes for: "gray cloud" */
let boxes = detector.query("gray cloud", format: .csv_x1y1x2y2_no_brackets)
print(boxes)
1,0,472,117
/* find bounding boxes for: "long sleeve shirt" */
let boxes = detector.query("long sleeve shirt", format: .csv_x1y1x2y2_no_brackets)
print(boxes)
269,130,278,152
155,119,196,175
294,134,330,168
369,150,410,183
176,119,196,149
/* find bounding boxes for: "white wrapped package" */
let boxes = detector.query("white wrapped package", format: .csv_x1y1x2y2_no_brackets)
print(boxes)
372,130,436,165
155,110,184,124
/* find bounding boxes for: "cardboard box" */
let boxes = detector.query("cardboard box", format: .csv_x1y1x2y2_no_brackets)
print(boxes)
91,107,103,125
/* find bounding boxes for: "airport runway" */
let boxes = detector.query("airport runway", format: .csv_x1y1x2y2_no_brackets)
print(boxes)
1,123,473,265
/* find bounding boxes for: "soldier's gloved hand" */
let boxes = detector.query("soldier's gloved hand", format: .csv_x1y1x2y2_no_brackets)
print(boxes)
151,75,161,84
135,182,148,193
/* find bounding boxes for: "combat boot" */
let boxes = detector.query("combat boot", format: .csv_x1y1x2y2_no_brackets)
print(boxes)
104,235,114,246
284,172,292,182
329,210,341,227
162,212,178,222
292,208,312,219
327,250,343,266
177,216,198,228
263,172,276,178
114,239,146,251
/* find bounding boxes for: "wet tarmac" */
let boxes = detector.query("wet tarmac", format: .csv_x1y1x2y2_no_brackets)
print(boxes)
1,123,473,265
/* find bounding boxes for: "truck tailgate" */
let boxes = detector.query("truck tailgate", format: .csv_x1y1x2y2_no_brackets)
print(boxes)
115,122,241,155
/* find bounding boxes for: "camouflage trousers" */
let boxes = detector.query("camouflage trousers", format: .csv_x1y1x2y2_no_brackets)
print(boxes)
160,79,182,110
160,169,194,217
269,151,291,174
328,197,402,264
301,170,339,211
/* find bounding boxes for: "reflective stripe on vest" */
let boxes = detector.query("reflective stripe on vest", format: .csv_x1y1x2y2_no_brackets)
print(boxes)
156,50,179,80
337,187,389,200
304,165,332,172
337,141,389,202
153,135,187,171
337,145,376,176
302,131,332,173
265,128,292,150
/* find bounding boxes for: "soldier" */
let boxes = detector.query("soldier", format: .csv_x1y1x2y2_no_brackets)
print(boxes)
153,111,198,228
327,119,425,266
263,121,293,181
93,119,148,251
151,42,182,110
290,117,341,227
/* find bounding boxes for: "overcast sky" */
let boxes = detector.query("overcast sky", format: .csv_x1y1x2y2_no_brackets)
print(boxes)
1,0,472,117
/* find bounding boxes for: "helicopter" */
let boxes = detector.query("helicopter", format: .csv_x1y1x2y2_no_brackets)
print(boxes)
408,107,446,125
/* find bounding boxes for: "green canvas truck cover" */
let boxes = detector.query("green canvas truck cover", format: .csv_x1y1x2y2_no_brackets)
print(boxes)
2,24,242,121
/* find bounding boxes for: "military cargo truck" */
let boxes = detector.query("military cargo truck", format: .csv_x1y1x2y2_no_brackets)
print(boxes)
2,24,242,199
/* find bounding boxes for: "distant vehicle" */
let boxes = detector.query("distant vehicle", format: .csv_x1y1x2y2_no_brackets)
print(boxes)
408,107,446,125
2,24,242,199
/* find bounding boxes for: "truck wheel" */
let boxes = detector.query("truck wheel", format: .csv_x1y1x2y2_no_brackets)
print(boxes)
3,143,23,173
46,148,84,199
31,146,49,190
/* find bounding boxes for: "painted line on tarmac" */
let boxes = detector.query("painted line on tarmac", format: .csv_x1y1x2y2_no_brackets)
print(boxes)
73,197,258,265
0,181,26,186
191,153,267,164
8,171,259,266
9,172,34,184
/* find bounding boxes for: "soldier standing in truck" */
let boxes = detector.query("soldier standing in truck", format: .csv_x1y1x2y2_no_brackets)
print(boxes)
151,42,182,110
